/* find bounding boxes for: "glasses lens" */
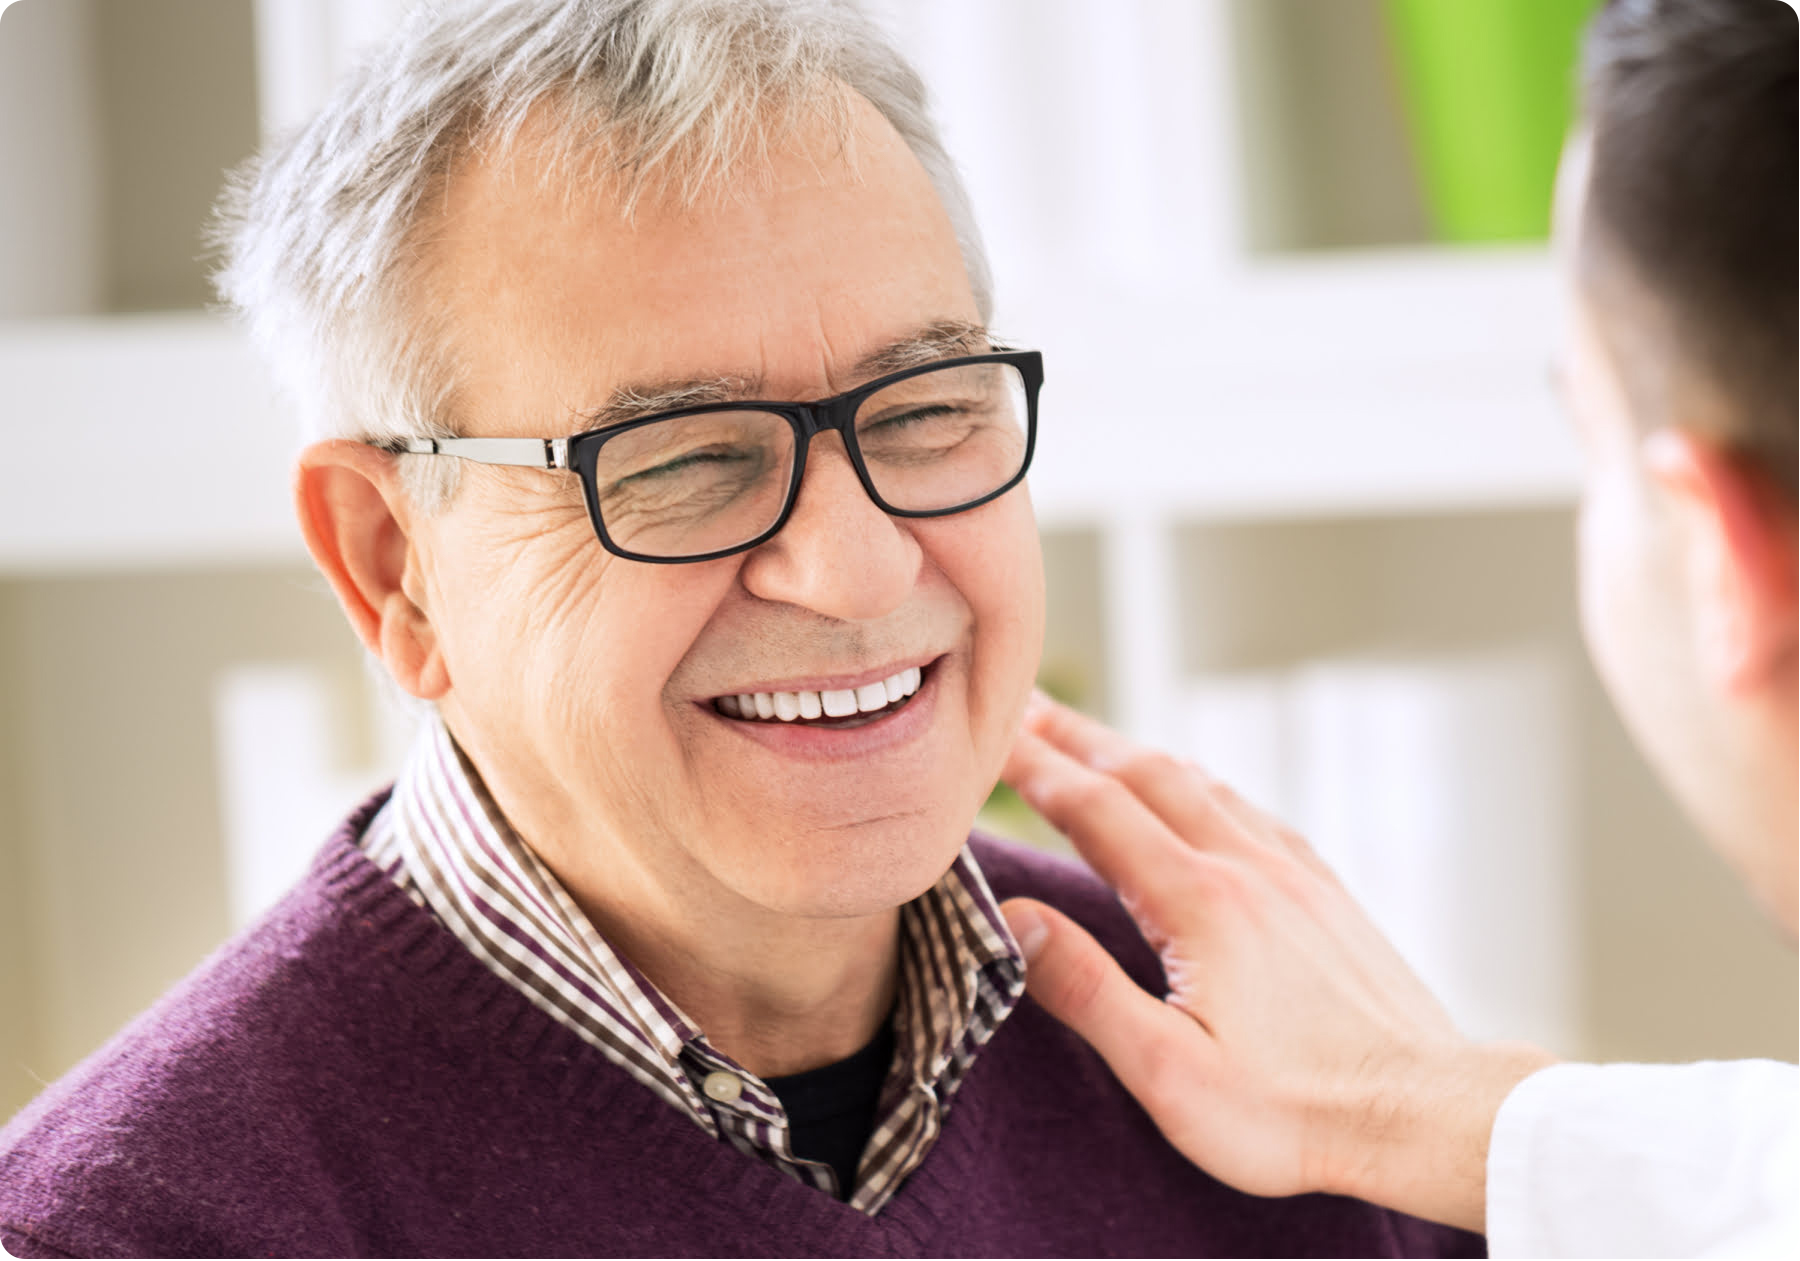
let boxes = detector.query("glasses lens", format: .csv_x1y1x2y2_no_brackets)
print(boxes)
853,361,1030,513
591,410,796,558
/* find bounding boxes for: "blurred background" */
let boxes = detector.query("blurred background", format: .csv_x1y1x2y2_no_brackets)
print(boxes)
0,0,1793,1127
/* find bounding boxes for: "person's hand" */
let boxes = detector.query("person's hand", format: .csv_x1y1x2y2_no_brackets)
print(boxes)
999,693,1557,1232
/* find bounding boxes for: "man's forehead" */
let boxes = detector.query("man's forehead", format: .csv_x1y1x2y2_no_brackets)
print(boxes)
572,320,992,428
427,85,980,440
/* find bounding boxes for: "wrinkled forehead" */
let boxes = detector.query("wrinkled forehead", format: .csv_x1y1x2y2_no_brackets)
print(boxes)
419,90,980,431
447,75,861,223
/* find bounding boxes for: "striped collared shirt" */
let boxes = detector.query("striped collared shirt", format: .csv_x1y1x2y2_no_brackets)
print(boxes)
361,715,1025,1214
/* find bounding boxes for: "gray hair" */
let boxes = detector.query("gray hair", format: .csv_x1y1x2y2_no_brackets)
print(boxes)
211,0,993,511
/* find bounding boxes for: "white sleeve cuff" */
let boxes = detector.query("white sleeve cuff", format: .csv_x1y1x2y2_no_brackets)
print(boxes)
1486,1059,1798,1258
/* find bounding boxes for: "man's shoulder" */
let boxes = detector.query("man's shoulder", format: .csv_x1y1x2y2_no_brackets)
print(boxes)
955,834,1484,1260
967,832,1163,992
966,829,1110,909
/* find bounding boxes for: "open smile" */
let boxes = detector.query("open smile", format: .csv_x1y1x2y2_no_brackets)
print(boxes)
712,665,926,729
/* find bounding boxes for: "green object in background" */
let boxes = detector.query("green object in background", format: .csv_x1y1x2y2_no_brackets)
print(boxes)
1383,0,1599,243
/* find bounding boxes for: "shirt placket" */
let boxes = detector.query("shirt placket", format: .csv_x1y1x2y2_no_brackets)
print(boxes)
679,1041,842,1195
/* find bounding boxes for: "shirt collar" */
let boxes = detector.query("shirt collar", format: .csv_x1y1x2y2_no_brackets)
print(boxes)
364,713,1025,1165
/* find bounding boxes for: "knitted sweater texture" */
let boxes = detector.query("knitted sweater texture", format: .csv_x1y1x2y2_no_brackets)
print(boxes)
0,798,1484,1258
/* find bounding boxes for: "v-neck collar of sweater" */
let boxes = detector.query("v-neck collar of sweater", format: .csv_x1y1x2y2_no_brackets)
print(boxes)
358,717,1026,1211
308,793,1012,1253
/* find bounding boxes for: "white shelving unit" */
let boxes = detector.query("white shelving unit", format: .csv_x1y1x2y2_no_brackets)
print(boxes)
1014,251,1575,527
0,249,1577,553
0,315,298,573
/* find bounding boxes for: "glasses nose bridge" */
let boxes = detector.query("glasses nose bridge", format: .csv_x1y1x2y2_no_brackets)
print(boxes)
789,394,859,446
785,394,878,513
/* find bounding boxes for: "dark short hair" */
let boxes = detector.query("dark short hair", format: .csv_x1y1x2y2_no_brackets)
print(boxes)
1580,0,1796,500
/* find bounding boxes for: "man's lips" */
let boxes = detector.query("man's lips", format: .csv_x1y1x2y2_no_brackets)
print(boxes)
703,657,944,762
711,663,927,726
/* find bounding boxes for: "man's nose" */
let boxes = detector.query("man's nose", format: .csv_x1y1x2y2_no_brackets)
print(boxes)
736,433,921,620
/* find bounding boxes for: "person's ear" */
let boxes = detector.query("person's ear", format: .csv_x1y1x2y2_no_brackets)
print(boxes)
294,440,451,701
1643,429,1799,696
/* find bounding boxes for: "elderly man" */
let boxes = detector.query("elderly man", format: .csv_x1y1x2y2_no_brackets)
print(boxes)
0,2,1479,1256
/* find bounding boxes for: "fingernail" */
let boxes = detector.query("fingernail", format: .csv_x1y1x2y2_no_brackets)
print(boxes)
1005,904,1049,961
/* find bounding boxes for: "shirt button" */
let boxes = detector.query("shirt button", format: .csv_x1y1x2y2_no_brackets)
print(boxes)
702,1070,744,1104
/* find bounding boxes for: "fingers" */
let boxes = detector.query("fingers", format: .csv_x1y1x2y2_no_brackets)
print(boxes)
1016,693,1261,859
1001,897,1216,1099
1003,726,1193,906
1020,690,1141,772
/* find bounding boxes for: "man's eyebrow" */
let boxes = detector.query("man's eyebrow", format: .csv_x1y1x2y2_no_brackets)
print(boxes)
850,320,993,378
574,321,994,431
577,377,757,430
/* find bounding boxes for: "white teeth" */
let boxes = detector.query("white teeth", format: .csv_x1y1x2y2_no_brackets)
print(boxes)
715,665,927,722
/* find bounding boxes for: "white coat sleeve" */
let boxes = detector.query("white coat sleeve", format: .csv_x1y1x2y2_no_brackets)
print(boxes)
1486,1059,1798,1258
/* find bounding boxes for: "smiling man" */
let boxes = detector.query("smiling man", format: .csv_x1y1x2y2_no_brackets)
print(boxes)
0,2,1486,1256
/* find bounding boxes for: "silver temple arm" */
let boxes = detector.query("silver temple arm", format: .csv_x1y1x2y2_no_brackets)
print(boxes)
400,437,570,469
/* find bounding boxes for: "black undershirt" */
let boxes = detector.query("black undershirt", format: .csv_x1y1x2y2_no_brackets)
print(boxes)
762,1021,897,1201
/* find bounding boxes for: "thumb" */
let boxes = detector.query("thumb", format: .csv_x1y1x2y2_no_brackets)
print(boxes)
1001,897,1207,1095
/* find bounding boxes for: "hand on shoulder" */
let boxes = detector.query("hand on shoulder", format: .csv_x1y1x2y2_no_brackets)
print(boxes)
1000,693,1557,1232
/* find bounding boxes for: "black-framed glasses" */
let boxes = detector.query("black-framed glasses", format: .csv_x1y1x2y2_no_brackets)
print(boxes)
390,350,1043,563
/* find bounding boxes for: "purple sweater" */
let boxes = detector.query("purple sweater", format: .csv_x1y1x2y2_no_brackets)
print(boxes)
0,799,1484,1257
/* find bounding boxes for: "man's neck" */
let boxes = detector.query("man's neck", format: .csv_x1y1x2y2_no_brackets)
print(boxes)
582,887,903,1078
507,792,905,1078
442,712,911,1079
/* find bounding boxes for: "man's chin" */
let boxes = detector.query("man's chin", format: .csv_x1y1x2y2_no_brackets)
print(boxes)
727,814,971,920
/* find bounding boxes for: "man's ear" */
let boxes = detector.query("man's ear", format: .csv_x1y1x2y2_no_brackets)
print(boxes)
1643,428,1799,696
295,440,451,701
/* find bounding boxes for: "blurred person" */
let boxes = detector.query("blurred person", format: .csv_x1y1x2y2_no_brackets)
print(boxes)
0,1,1483,1257
999,0,1797,1256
